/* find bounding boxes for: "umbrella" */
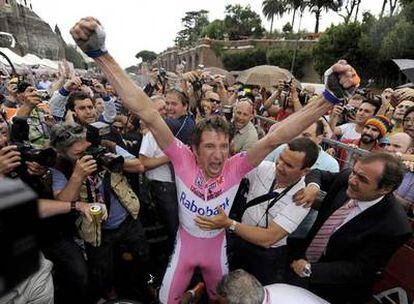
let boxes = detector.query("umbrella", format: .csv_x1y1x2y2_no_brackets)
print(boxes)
236,65,301,89
204,67,236,86
393,59,414,83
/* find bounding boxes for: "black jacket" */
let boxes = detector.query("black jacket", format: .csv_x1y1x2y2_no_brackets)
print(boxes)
288,169,412,304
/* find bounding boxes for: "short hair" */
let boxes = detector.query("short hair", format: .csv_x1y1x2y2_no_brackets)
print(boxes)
404,106,414,120
191,116,231,148
50,123,86,151
66,91,93,111
361,98,381,115
216,269,264,304
166,87,189,107
349,94,366,102
315,119,325,137
358,152,405,191
287,137,319,169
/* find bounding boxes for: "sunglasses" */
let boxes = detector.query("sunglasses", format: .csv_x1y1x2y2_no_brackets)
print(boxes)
209,98,221,104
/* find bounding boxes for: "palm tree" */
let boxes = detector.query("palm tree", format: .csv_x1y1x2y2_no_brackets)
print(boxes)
286,0,304,29
262,0,286,34
308,0,342,33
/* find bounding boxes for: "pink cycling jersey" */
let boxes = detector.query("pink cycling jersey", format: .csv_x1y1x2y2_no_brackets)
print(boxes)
164,138,254,238
159,138,254,303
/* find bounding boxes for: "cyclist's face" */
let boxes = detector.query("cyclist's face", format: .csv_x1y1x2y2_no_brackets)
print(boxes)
195,130,230,179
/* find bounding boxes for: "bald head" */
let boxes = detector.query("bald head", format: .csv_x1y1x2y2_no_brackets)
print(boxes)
385,132,413,154
234,99,254,130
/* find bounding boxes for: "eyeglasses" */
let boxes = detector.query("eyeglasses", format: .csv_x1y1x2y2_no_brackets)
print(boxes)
209,98,221,104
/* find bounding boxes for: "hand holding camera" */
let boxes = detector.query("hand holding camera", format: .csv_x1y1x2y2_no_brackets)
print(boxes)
22,87,42,108
0,145,21,175
63,77,82,92
74,155,97,179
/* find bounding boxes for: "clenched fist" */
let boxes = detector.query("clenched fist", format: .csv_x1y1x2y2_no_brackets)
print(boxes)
70,17,107,58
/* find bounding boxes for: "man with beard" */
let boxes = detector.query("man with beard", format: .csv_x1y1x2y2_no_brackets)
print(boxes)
337,116,392,169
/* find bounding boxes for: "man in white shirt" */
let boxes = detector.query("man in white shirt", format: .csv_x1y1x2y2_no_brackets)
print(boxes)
216,269,329,304
330,99,381,141
139,95,178,253
195,137,319,284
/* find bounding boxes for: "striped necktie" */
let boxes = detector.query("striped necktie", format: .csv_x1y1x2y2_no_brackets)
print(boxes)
306,199,358,263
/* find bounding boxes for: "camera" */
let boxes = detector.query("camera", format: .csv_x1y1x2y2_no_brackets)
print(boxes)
221,105,233,122
157,68,167,85
10,117,56,167
0,178,40,297
80,77,93,87
85,122,124,172
191,77,204,92
343,104,357,118
16,79,31,93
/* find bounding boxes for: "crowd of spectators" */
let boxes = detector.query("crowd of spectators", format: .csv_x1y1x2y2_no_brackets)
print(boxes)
0,17,413,304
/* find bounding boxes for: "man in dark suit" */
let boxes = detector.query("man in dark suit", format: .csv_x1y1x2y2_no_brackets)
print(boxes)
288,152,412,304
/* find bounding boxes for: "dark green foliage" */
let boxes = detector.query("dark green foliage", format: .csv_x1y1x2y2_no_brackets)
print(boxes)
224,4,265,40
267,48,311,78
201,20,226,40
222,49,267,71
135,50,157,62
175,10,210,48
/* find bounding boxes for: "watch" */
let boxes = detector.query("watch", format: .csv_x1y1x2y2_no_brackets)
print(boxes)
70,201,77,212
302,262,312,277
228,220,238,232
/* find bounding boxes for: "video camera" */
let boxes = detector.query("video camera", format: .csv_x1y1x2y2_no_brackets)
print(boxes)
10,117,56,167
0,178,40,297
80,77,93,87
85,121,124,173
16,78,31,94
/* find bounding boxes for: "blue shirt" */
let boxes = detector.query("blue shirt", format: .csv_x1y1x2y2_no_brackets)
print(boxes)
265,144,339,173
51,168,128,230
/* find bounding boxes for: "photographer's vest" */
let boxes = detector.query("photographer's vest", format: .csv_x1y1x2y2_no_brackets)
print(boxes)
55,157,140,247
77,170,140,247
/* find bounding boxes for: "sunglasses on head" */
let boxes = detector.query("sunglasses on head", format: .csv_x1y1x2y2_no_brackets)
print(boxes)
209,98,220,104
54,125,84,144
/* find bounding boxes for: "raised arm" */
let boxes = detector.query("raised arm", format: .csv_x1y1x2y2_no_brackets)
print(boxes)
247,61,360,167
70,17,174,150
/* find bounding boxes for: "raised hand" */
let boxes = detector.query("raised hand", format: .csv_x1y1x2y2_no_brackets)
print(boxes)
70,17,107,57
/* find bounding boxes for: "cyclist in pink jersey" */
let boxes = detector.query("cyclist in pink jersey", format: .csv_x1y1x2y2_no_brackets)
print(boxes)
70,17,360,303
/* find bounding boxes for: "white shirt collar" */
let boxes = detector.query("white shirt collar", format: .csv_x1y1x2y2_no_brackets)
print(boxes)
355,196,384,212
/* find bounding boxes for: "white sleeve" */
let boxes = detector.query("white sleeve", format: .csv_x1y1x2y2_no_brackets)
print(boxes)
139,132,155,157
273,201,310,233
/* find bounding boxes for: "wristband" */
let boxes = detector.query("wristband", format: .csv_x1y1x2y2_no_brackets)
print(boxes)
85,49,108,59
322,89,343,105
59,87,70,96
70,200,77,212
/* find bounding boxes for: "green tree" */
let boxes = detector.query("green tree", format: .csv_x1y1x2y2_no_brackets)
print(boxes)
262,0,286,34
222,49,267,71
312,22,363,75
308,0,342,33
267,48,311,78
339,0,361,23
135,50,157,62
380,18,414,59
175,10,210,48
285,0,304,29
201,19,226,40
224,4,265,40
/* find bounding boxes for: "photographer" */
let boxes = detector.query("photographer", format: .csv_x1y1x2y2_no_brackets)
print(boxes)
64,91,144,173
263,80,302,122
330,97,381,141
49,123,149,301
49,76,116,123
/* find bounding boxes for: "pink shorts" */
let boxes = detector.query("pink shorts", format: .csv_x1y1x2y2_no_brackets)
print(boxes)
159,227,228,303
